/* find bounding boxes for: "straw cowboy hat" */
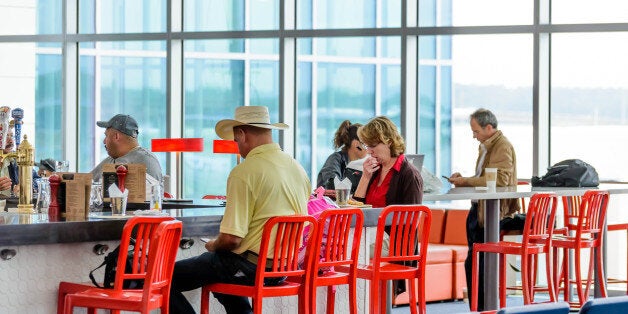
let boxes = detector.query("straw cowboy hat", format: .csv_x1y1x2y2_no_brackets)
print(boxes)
215,106,289,140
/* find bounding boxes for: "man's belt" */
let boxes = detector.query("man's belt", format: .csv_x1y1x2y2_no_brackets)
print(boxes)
241,250,274,269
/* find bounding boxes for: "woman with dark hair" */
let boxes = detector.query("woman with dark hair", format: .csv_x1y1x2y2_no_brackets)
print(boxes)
316,120,368,191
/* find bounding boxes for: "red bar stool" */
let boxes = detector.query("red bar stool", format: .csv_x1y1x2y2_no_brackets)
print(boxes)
63,220,183,313
200,215,318,314
552,190,609,309
339,205,431,314
471,192,559,311
57,216,174,314
307,208,363,314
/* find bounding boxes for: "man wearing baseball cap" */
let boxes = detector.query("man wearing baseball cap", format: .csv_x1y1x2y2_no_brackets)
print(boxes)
169,106,311,313
91,114,163,185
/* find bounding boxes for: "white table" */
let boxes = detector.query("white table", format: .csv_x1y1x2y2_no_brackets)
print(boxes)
422,183,628,310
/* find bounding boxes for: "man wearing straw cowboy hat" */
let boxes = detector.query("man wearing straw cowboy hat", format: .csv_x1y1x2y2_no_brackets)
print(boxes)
170,106,311,314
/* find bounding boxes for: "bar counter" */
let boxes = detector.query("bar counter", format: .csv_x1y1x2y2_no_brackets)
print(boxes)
0,206,225,246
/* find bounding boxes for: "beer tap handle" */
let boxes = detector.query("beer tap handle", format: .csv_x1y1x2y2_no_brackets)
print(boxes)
116,165,128,192
49,174,61,221
0,106,11,152
11,108,24,150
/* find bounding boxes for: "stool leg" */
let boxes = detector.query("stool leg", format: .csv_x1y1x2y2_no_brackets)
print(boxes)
471,250,479,311
499,253,506,308
594,245,608,298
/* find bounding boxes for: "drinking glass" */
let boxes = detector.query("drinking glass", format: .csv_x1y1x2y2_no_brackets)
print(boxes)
89,181,104,213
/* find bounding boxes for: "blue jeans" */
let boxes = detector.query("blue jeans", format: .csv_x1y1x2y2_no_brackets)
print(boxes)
169,250,283,314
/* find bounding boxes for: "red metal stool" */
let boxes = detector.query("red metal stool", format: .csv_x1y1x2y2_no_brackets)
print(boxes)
552,190,609,309
471,192,559,311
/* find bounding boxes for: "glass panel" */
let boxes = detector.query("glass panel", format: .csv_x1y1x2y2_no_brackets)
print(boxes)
185,0,279,31
79,0,167,33
296,61,313,176
0,42,63,161
306,0,376,29
78,41,167,174
183,39,279,198
447,34,533,181
420,0,532,27
316,62,375,174
0,0,62,35
553,0,628,24
419,65,436,170
297,36,400,184
551,32,628,181
381,65,401,123
316,37,376,58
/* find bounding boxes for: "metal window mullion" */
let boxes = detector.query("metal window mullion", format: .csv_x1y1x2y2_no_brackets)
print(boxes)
280,0,297,156
63,0,78,171
168,0,184,196
401,0,418,154
533,0,551,176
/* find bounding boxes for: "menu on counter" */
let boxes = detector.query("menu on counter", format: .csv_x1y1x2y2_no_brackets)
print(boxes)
102,163,146,204
56,172,92,219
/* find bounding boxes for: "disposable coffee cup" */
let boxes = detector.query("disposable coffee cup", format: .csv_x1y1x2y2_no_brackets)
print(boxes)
110,196,127,216
485,168,497,191
335,189,350,206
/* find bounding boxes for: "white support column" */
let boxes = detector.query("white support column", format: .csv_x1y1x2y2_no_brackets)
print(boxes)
533,0,551,176
280,0,297,156
401,0,419,154
63,0,78,171
167,0,184,197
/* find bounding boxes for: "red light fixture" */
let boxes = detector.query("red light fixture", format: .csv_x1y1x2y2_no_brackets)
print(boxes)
151,138,205,198
151,138,204,152
213,139,240,164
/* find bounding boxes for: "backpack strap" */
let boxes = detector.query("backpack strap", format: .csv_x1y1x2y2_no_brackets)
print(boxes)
89,259,107,288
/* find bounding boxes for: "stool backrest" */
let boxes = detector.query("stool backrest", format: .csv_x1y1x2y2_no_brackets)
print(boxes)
142,220,182,301
522,192,558,246
255,215,318,286
575,190,609,240
372,205,431,266
310,208,363,271
114,216,175,290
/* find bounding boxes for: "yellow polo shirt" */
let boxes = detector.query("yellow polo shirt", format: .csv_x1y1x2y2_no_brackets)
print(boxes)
220,143,311,255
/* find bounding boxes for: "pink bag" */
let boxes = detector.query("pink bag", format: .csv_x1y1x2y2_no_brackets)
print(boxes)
299,187,338,270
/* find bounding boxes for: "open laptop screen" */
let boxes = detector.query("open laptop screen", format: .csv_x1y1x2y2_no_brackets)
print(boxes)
406,154,425,171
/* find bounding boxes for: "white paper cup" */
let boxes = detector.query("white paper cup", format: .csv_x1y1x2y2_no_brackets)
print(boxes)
335,189,350,205
485,168,497,191
110,196,127,216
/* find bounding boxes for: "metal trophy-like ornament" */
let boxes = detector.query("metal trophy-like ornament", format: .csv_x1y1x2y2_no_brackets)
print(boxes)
0,107,35,213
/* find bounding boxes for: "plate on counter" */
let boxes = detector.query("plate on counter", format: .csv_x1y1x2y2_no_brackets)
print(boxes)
339,204,372,208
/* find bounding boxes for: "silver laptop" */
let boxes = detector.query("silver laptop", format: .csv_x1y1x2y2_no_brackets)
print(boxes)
406,154,425,171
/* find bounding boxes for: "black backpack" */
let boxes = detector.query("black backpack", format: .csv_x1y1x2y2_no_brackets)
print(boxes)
89,239,144,289
531,159,599,187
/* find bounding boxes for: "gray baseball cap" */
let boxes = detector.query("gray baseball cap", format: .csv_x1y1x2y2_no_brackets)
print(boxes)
96,114,139,138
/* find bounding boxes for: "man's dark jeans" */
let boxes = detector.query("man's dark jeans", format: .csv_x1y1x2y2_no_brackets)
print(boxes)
169,250,283,314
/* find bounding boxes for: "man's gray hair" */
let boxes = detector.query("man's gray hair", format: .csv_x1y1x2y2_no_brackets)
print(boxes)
470,108,498,129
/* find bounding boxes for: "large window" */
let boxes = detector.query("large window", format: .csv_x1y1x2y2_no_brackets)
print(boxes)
78,41,167,173
448,34,533,182
550,32,628,182
2,0,628,198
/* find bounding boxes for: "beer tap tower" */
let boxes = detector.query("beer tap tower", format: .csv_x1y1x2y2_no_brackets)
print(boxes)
0,107,35,213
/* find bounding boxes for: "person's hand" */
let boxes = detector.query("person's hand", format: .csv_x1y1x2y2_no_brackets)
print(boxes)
449,176,467,187
362,156,380,179
0,176,12,191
